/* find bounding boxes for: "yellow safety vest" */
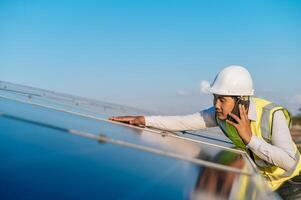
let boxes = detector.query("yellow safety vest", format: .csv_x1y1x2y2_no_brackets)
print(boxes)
216,97,301,190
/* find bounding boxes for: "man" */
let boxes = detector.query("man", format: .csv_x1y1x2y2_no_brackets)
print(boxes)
109,65,301,199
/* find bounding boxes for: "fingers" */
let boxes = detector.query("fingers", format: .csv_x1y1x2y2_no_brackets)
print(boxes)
228,112,240,122
239,104,245,120
109,116,133,123
239,104,248,121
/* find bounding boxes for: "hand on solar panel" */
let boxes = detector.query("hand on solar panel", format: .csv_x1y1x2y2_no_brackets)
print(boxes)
109,116,145,126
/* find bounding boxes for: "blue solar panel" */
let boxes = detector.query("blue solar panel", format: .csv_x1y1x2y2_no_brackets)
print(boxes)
0,81,278,200
0,116,200,199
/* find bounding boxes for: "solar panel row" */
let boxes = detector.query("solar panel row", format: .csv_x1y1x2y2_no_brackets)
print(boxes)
0,81,278,199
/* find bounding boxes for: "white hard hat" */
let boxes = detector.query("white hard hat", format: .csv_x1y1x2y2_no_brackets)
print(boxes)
208,65,254,96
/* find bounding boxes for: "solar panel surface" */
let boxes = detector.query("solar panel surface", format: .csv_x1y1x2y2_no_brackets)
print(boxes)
0,81,279,200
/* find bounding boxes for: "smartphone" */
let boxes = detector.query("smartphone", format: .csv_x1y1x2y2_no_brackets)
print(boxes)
227,98,249,124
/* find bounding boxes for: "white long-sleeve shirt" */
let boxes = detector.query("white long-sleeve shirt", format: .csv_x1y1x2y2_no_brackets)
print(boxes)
145,98,297,171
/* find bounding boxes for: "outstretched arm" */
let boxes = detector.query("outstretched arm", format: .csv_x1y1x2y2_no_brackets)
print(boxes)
109,107,217,132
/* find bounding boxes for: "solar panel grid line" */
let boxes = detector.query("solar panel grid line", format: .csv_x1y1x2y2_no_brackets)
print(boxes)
0,88,42,98
0,111,254,176
0,88,114,116
180,131,233,144
1,81,151,115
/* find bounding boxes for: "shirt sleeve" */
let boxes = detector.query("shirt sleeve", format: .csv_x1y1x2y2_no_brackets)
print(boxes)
144,107,217,132
247,110,297,171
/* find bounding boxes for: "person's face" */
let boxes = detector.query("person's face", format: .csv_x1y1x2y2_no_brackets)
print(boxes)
213,95,235,120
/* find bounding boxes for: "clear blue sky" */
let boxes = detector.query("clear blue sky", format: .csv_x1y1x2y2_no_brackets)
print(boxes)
1,0,301,115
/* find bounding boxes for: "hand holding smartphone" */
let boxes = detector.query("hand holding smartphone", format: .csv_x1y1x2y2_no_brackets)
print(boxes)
227,98,249,124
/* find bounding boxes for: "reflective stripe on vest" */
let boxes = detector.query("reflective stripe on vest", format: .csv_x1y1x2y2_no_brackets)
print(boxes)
260,102,292,144
261,103,276,143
